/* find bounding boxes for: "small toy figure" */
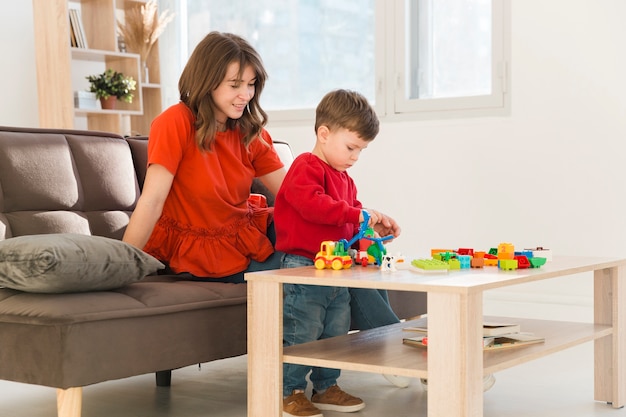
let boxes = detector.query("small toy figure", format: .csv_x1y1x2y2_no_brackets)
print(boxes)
381,254,397,272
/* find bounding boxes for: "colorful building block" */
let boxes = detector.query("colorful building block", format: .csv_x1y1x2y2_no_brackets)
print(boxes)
525,247,552,261
412,258,449,270
458,255,471,269
447,258,461,270
529,257,547,268
514,255,530,269
470,257,485,268
499,259,518,270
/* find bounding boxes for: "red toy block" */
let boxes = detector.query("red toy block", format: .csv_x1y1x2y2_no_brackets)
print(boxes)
514,255,530,269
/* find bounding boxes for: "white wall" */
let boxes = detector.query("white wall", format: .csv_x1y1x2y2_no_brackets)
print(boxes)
267,0,626,322
0,0,38,127
2,0,625,321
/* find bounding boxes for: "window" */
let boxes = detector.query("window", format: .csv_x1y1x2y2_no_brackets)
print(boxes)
159,0,508,121
394,0,507,114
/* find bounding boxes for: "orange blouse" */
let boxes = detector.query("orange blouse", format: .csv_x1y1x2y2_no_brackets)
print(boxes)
142,103,284,277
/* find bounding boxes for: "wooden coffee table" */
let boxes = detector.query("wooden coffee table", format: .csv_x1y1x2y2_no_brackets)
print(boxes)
246,256,626,416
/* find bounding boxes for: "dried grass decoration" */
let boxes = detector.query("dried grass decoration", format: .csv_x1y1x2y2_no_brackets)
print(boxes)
117,0,174,82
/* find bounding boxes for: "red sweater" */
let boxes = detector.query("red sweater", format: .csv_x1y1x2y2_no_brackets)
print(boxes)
274,152,362,260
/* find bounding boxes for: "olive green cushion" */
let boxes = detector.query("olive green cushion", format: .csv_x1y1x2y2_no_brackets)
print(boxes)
0,234,164,293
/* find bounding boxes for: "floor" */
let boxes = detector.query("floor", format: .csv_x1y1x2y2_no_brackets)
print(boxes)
0,341,624,417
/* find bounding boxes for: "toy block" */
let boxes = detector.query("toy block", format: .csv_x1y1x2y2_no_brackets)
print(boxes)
440,251,455,262
457,248,474,256
497,242,515,255
411,258,449,270
499,259,518,270
474,251,486,258
470,257,484,268
515,250,534,258
448,258,461,270
431,248,454,257
529,257,547,268
488,248,498,256
484,258,498,267
498,252,515,260
515,255,530,269
458,255,471,269
525,247,552,261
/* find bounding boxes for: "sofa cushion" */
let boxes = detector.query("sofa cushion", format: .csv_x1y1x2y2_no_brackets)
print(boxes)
0,233,164,293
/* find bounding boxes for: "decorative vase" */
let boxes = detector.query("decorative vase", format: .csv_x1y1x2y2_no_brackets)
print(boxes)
100,96,117,110
141,60,149,84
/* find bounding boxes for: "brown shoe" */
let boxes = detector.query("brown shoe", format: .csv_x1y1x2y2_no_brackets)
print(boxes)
311,385,365,413
283,391,323,417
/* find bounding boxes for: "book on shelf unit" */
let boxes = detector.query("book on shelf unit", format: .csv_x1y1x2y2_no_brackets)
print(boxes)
403,332,545,351
68,8,88,49
403,319,521,337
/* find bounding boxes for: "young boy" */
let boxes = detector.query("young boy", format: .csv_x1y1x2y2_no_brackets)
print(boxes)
274,89,396,417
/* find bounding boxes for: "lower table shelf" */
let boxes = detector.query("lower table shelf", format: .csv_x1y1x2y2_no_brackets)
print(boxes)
283,316,612,378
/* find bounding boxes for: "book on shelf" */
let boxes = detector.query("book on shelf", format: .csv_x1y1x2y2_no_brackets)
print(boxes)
69,16,77,47
403,332,545,351
69,8,88,49
403,319,521,337
482,321,521,336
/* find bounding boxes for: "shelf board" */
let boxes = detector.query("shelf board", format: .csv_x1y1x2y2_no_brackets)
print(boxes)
75,108,143,116
282,316,612,378
71,48,140,61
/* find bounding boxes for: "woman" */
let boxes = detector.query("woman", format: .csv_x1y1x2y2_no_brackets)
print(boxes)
122,32,405,367
123,31,284,282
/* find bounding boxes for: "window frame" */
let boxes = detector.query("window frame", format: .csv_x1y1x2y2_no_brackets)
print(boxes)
161,0,510,123
389,0,508,116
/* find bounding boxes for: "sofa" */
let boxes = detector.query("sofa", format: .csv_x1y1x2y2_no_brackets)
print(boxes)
0,125,425,417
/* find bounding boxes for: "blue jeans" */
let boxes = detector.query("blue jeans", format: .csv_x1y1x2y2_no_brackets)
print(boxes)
282,254,351,396
349,288,400,330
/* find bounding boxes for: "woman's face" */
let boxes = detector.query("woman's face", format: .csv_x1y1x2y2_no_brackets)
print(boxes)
212,62,256,124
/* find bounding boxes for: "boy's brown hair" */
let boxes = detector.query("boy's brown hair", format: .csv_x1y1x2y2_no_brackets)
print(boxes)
315,89,379,141
178,32,268,150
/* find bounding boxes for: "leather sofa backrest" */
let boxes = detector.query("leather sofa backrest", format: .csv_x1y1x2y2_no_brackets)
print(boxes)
0,126,139,241
0,126,294,241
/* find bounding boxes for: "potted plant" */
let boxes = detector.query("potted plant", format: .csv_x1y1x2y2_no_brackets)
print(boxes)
86,69,137,109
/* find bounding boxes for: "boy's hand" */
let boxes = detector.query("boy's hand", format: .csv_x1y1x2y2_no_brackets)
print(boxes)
360,209,381,227
362,209,401,240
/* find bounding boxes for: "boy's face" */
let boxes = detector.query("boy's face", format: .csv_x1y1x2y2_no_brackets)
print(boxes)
315,126,370,172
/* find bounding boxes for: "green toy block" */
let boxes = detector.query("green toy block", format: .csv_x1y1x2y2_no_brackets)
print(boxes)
528,257,546,268
412,258,449,270
499,259,518,270
448,258,461,270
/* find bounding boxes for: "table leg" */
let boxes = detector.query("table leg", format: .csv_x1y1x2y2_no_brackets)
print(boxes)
247,280,283,417
427,290,483,417
594,265,626,407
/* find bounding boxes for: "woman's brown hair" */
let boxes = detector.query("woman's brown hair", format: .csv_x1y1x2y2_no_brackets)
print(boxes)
178,32,268,150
